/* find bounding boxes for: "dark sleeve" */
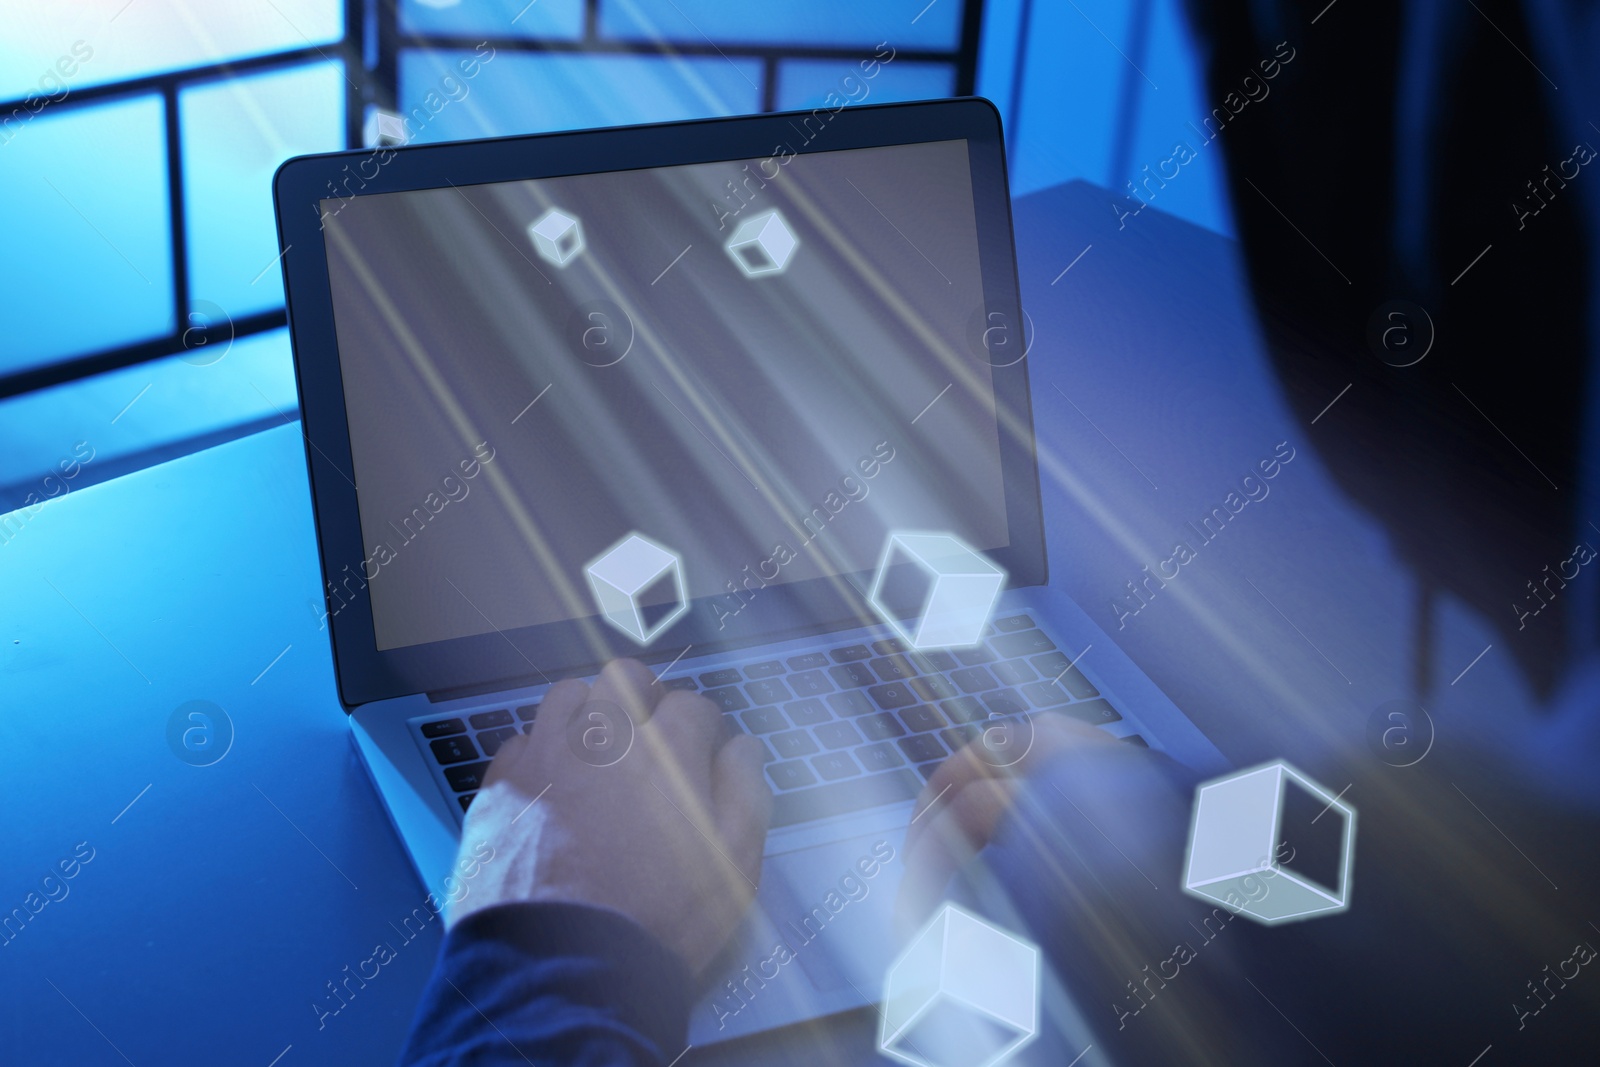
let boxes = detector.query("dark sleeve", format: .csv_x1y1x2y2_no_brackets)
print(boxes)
398,902,691,1067
1179,0,1596,696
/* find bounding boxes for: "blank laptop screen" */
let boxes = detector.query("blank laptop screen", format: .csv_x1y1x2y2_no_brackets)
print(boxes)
321,137,1012,652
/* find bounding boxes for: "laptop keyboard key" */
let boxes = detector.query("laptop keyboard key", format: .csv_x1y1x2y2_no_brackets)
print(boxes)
515,704,541,721
769,768,921,827
857,741,907,772
954,645,997,665
1031,651,1099,698
661,677,697,691
745,678,792,705
910,650,959,673
811,751,862,781
741,707,789,734
477,726,520,758
1121,734,1149,746
444,761,491,792
459,793,476,812
941,724,980,751
744,661,785,679
700,668,743,688
784,698,832,726
469,709,513,730
829,662,875,689
868,682,916,709
1030,650,1068,674
815,721,864,749
897,733,947,764
704,686,750,712
915,762,942,782
771,730,819,759
787,653,830,671
870,638,908,655
421,718,466,738
940,696,987,724
993,614,1034,632
984,690,1029,717
992,659,1038,686
869,655,918,682
720,712,745,738
827,690,874,717
430,736,478,764
991,629,1056,657
1020,680,1071,708
829,644,873,662
858,712,907,741
951,666,998,693
768,760,818,790
979,715,1029,754
1060,698,1123,725
789,670,835,697
900,705,948,732
909,674,960,701
1061,668,1099,700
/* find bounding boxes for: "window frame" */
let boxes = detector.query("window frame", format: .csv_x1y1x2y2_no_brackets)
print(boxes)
0,0,983,399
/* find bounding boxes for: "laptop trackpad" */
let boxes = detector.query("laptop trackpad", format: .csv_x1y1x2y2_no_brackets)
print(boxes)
755,830,905,993
692,827,908,1041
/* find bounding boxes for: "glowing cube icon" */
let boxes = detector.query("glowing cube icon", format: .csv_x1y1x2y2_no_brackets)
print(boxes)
880,904,1040,1067
1183,760,1357,925
868,532,1004,650
725,208,798,276
584,533,688,646
362,106,409,147
528,208,585,268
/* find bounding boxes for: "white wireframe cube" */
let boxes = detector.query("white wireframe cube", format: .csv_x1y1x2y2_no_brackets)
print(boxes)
528,208,585,267
362,106,409,147
880,904,1040,1067
584,533,687,646
1183,760,1357,924
725,209,798,276
868,532,1004,649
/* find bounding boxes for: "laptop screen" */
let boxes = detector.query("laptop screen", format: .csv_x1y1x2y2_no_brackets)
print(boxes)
321,137,1014,654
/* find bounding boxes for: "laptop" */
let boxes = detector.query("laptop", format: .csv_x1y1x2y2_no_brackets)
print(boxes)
273,98,1227,1044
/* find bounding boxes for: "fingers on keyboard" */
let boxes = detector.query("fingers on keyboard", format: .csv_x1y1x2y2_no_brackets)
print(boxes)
423,620,1128,829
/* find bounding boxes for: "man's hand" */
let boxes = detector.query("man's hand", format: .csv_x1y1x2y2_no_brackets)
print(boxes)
896,712,1114,936
449,659,772,975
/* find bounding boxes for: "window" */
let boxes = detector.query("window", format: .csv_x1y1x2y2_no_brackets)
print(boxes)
0,1,979,402
386,0,974,142
981,0,1232,235
1,0,1226,502
0,3,351,394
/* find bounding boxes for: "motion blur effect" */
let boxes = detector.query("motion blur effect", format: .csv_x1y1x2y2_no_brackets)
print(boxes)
3,2,1597,1066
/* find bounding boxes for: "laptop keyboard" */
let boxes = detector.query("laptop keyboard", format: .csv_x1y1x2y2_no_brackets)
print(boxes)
411,614,1142,827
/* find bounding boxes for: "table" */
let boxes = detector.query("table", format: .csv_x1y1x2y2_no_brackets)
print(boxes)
5,179,1595,1065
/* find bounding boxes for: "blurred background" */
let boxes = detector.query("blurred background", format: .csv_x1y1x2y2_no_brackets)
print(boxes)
0,0,1232,508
